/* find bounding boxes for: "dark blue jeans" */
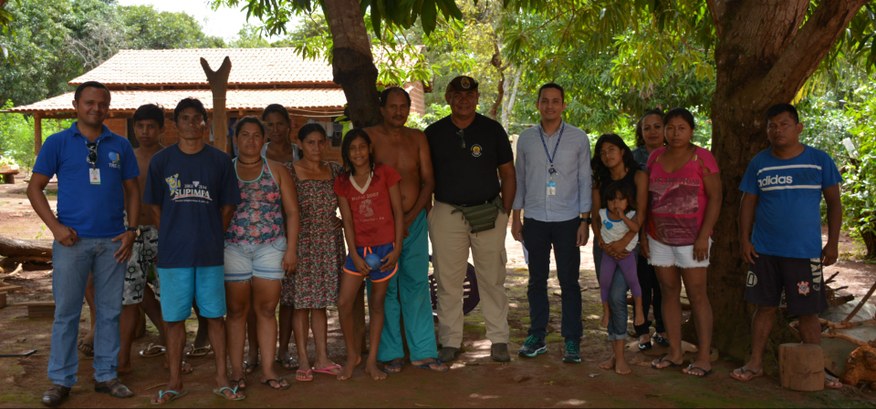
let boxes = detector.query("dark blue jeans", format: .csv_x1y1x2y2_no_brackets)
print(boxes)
522,217,582,341
593,245,632,341
634,252,665,336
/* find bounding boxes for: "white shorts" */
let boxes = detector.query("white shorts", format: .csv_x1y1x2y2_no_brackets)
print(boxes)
647,236,712,269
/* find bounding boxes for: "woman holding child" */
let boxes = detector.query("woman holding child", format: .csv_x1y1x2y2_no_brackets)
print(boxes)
645,108,721,377
224,116,300,392
590,133,648,375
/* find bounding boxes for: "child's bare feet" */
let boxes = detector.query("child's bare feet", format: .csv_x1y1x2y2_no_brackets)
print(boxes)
598,357,614,370
364,363,387,381
614,358,632,375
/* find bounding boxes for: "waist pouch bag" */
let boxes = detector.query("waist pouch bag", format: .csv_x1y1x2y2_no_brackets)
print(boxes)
451,196,502,233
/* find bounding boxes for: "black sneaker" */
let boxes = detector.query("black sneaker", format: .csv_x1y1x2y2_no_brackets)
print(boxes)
517,335,547,358
41,385,70,407
94,378,134,398
562,340,582,364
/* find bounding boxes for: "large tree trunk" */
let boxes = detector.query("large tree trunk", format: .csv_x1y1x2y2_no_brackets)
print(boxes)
322,0,380,128
706,0,866,362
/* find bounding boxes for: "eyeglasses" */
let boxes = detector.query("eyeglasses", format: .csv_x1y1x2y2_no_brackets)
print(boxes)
86,142,97,167
456,129,466,149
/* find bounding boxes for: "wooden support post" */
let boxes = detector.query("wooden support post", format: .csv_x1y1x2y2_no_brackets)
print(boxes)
200,57,232,154
779,343,824,391
34,112,43,156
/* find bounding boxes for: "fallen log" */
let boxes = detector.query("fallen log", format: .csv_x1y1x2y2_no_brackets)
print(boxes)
0,235,52,263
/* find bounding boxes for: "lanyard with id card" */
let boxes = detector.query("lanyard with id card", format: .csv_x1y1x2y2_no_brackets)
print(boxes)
86,140,101,185
539,123,564,196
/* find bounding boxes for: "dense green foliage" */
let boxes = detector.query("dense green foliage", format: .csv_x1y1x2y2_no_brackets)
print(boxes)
0,0,224,106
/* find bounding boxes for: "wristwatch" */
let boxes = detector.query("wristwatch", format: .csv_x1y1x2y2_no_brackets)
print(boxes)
126,226,140,238
580,217,592,224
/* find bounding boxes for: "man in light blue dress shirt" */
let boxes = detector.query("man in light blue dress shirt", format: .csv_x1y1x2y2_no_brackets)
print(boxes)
511,83,592,363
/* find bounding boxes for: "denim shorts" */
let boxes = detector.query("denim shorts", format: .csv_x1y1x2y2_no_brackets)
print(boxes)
224,237,287,282
343,242,398,282
157,265,226,322
647,236,712,269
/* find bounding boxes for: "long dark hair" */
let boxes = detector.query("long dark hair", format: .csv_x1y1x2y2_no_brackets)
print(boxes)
591,133,639,189
340,128,375,176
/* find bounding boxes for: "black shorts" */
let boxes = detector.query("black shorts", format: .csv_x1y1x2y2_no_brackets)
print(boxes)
744,254,827,316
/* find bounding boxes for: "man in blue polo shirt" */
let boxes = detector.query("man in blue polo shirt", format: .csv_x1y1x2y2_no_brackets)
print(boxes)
734,103,843,388
28,81,140,407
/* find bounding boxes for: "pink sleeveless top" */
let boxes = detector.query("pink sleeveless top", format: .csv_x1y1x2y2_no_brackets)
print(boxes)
646,146,719,246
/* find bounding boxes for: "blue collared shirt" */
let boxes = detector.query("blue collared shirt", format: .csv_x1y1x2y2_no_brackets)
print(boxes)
512,122,592,221
32,122,139,238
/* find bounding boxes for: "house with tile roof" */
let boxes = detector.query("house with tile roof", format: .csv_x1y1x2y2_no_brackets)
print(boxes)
4,48,427,159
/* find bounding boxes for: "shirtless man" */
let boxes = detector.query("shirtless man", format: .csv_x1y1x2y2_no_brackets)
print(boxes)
364,87,446,372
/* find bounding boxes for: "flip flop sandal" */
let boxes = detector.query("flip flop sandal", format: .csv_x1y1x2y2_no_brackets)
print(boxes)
381,359,404,374
313,363,342,376
414,359,449,372
730,366,763,382
151,389,188,405
683,364,712,377
186,345,212,358
212,386,245,401
825,372,844,389
638,341,653,351
276,356,296,370
181,360,193,375
295,368,314,382
78,339,94,358
139,343,166,358
261,378,290,390
230,377,246,390
650,354,683,369
243,360,260,374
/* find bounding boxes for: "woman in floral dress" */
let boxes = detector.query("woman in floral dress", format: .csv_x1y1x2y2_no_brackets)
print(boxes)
278,123,345,381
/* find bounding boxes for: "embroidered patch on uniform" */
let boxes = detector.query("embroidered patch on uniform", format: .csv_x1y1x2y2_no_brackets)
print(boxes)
797,281,810,296
745,270,758,287
108,151,121,168
471,144,483,158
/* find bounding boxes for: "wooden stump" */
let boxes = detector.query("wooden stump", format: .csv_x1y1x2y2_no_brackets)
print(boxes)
779,343,824,391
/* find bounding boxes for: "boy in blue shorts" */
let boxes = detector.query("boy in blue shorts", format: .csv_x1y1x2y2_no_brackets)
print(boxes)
144,98,242,404
734,103,843,389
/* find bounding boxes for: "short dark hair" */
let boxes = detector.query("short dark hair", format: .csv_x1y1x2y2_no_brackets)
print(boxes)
603,181,635,213
537,83,565,102
766,103,799,123
297,122,327,142
378,87,411,107
173,98,208,123
133,104,164,128
341,128,375,176
262,103,291,124
664,107,695,130
635,108,664,147
74,81,110,101
235,116,265,138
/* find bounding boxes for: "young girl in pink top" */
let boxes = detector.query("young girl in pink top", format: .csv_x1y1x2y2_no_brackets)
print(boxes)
334,129,404,381
645,108,722,378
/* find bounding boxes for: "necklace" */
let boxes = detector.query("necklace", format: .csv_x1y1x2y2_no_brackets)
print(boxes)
237,156,262,165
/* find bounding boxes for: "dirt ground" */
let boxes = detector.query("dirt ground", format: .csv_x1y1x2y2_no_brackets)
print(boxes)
0,175,875,408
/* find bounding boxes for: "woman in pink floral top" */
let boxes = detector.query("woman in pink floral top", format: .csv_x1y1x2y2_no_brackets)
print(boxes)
224,116,300,391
